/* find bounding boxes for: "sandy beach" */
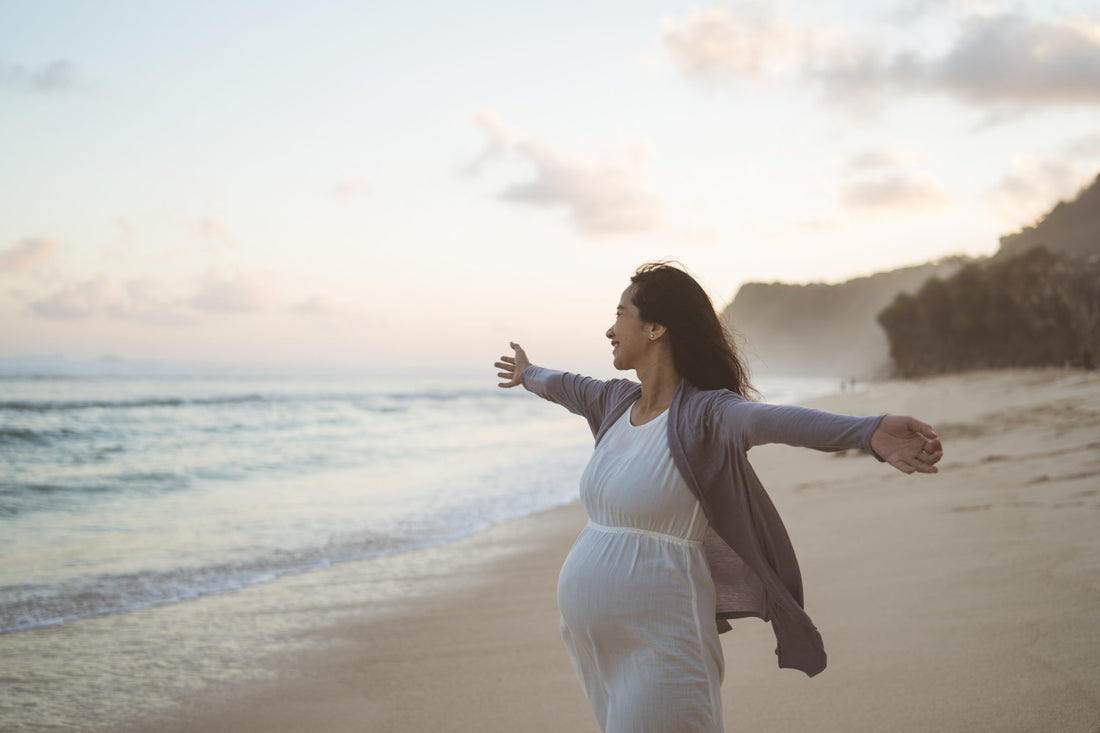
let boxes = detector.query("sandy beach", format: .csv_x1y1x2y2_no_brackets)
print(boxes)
6,368,1099,732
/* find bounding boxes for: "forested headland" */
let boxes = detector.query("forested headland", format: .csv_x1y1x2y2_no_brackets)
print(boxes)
877,174,1100,376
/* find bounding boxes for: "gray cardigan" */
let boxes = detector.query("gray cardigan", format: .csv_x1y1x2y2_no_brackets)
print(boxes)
521,365,885,677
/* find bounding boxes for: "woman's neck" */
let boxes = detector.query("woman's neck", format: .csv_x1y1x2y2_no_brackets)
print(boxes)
632,355,681,424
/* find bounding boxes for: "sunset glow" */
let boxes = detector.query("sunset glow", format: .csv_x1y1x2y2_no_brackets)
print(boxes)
2,0,1098,371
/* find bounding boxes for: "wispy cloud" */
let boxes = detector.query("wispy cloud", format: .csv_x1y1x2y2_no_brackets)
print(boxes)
27,269,345,324
840,174,952,212
1066,132,1100,158
845,151,915,171
29,275,192,323
465,111,662,239
115,218,138,246
188,270,270,314
988,156,1095,225
287,296,340,317
29,275,117,319
0,59,79,93
838,151,951,212
660,4,812,84
0,237,59,273
662,4,1100,113
114,278,194,324
885,0,1002,25
189,216,236,248
330,178,370,200
830,13,1100,107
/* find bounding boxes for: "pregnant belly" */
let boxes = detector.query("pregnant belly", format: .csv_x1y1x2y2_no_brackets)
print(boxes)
557,526,699,635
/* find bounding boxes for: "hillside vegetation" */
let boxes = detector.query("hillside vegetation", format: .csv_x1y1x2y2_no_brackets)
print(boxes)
877,174,1100,376
878,246,1100,376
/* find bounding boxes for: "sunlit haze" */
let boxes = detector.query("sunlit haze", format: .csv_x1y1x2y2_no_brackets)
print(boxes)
2,0,1099,372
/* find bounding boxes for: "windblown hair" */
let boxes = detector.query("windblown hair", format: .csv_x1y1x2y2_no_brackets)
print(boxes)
630,261,757,399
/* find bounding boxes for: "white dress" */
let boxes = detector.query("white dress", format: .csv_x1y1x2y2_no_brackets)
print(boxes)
557,404,724,733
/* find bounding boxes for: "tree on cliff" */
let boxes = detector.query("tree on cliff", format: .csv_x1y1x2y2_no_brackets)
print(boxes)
877,246,1100,376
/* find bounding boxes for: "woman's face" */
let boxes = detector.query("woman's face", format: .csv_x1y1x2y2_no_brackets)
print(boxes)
606,284,650,370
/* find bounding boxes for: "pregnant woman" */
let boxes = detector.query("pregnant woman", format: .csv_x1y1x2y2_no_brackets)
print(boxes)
494,261,943,733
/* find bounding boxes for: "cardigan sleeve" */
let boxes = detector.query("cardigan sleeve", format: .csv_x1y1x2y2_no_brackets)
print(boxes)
714,393,886,458
520,365,636,438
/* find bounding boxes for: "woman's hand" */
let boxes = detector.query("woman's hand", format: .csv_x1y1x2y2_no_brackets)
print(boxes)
495,342,531,388
870,416,943,474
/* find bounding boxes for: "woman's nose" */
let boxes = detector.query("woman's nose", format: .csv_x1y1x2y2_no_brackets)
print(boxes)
606,325,614,339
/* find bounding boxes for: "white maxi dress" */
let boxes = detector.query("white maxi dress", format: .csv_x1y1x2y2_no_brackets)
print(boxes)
557,404,724,733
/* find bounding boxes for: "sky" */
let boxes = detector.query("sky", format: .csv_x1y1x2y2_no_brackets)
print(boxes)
2,0,1099,373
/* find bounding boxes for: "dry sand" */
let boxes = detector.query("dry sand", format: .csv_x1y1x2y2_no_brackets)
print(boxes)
120,369,1100,731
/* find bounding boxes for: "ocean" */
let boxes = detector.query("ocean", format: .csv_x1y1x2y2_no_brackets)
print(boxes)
0,369,836,636
0,366,837,730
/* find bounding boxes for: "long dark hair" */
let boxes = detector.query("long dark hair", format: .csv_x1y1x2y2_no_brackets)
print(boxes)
630,261,757,398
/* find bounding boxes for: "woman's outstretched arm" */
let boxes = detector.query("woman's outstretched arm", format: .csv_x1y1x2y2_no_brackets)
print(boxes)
493,342,639,436
720,398,944,474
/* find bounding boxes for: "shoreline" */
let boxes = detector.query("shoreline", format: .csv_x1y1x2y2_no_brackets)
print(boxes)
136,500,599,733
4,367,1099,732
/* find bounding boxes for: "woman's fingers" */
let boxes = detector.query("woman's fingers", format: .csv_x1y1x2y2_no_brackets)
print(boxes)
495,342,529,389
912,420,943,455
907,444,941,473
919,436,944,467
891,458,917,475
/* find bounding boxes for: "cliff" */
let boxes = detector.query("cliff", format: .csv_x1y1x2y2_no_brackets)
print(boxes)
720,258,968,379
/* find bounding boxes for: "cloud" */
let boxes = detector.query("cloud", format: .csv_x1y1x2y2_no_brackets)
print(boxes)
28,275,193,323
466,111,662,239
876,13,1100,106
188,270,270,314
988,156,1095,224
0,237,59,273
1065,132,1100,158
288,296,339,316
115,218,138,246
845,151,914,171
885,0,1001,24
660,4,811,83
662,5,1100,112
189,216,235,247
29,275,117,318
0,59,79,93
101,218,140,259
330,178,370,200
27,270,328,323
840,175,951,211
113,278,193,324
838,151,951,212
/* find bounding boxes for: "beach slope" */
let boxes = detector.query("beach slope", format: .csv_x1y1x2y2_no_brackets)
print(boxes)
133,368,1100,732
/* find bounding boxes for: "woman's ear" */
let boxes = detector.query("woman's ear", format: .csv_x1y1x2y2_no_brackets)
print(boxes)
647,323,668,341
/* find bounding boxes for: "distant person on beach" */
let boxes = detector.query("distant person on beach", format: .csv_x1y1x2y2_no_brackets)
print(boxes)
494,261,943,733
